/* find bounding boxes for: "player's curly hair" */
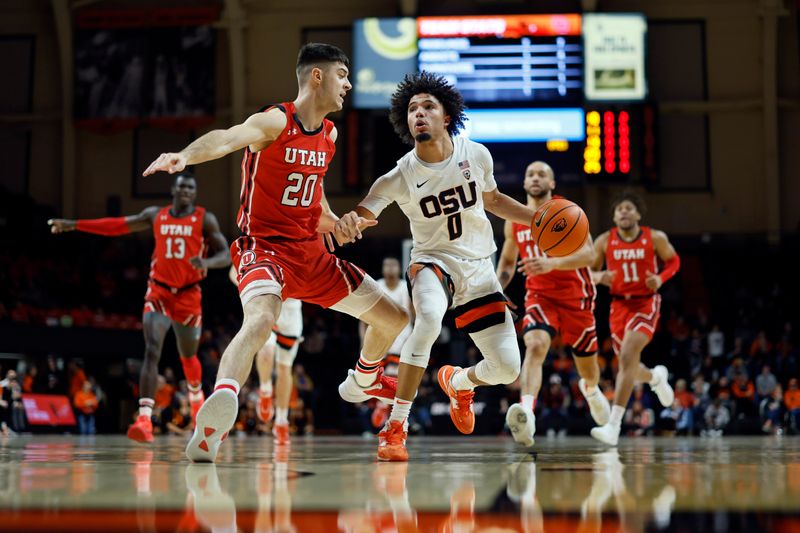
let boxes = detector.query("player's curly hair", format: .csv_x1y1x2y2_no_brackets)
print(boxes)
610,190,647,216
389,71,467,145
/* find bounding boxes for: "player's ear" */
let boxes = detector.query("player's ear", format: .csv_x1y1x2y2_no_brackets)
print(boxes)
311,66,323,86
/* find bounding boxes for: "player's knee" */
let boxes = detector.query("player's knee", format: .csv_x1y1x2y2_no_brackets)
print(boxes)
415,298,446,327
481,355,520,385
143,344,161,364
243,309,277,344
525,340,547,366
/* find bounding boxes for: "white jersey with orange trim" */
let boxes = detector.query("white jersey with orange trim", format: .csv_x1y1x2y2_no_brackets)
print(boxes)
359,136,498,264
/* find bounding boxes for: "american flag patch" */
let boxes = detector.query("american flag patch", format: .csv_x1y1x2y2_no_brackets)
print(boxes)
458,160,470,170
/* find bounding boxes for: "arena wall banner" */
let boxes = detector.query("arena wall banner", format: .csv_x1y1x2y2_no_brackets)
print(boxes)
583,13,647,101
22,394,77,427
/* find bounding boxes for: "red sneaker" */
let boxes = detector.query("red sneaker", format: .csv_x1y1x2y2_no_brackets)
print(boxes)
377,420,408,462
371,402,389,429
437,366,475,434
273,422,290,445
258,392,274,423
127,415,154,443
189,389,205,426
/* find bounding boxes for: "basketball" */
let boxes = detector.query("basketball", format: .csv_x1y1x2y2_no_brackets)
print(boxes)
531,198,589,257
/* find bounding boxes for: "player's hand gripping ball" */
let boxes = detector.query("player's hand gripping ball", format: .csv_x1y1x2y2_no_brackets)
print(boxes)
531,198,589,257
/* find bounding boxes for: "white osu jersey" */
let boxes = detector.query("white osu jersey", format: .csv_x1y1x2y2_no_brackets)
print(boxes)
360,136,498,262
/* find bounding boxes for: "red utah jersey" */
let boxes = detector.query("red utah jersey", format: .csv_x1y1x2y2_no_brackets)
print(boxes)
150,205,207,288
237,102,336,240
605,226,658,297
513,221,595,308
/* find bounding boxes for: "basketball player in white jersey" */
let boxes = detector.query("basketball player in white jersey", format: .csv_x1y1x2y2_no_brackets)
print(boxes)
336,72,535,461
229,267,303,445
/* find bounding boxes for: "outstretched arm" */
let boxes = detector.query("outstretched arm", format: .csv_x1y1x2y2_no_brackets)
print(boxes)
590,231,614,286
496,220,519,290
333,169,405,244
482,187,535,226
143,108,286,175
190,211,231,270
518,234,596,276
48,206,159,236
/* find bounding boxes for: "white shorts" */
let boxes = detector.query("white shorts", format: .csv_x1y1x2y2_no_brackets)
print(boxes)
411,254,502,308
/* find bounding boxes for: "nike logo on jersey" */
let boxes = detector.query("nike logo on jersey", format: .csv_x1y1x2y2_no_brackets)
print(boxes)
416,180,430,188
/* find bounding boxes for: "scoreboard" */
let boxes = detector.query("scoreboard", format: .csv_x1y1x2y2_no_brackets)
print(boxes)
417,14,583,104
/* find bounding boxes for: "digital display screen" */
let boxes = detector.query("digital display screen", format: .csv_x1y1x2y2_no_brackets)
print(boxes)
417,14,583,103
352,18,418,109
460,108,585,143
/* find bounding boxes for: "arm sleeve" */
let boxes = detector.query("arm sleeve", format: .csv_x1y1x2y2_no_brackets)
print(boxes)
358,166,408,217
659,253,681,283
76,217,131,236
475,142,498,192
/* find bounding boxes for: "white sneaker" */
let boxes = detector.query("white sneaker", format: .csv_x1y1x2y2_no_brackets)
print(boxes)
579,379,611,426
338,369,396,404
650,365,674,407
590,422,620,446
652,484,677,529
185,389,239,463
506,403,535,447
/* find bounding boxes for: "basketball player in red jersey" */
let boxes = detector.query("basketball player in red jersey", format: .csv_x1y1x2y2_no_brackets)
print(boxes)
48,174,231,442
143,43,408,462
590,192,680,445
496,161,610,446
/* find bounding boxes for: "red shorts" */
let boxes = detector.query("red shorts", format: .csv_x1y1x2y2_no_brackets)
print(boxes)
523,292,597,355
143,281,202,328
610,294,661,354
232,235,366,308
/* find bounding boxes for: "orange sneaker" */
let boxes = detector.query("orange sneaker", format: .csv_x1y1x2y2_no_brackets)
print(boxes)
371,402,389,429
189,389,205,426
258,392,274,423
127,415,154,443
377,420,408,462
273,422,290,445
437,366,475,434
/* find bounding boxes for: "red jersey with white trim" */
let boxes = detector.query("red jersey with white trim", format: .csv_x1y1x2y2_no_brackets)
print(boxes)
150,205,207,288
513,221,595,307
606,226,658,297
237,102,336,240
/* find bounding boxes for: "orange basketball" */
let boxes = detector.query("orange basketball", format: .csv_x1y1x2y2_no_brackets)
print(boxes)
531,198,589,257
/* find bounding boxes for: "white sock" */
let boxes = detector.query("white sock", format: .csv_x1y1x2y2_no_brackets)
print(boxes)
275,408,288,425
138,398,154,418
609,405,625,426
354,353,382,387
214,378,241,395
521,394,535,412
390,399,412,423
584,382,599,395
260,381,273,396
451,368,478,391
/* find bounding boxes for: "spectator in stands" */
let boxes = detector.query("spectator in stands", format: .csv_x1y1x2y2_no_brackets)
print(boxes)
68,360,87,398
750,330,773,359
755,365,778,401
539,374,569,438
704,398,730,436
726,358,749,382
660,399,693,435
708,324,725,368
44,355,66,395
166,395,192,435
731,373,756,417
726,337,745,364
73,380,98,435
22,366,37,393
624,400,655,436
294,365,316,435
2,371,26,433
761,385,785,435
784,378,800,432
